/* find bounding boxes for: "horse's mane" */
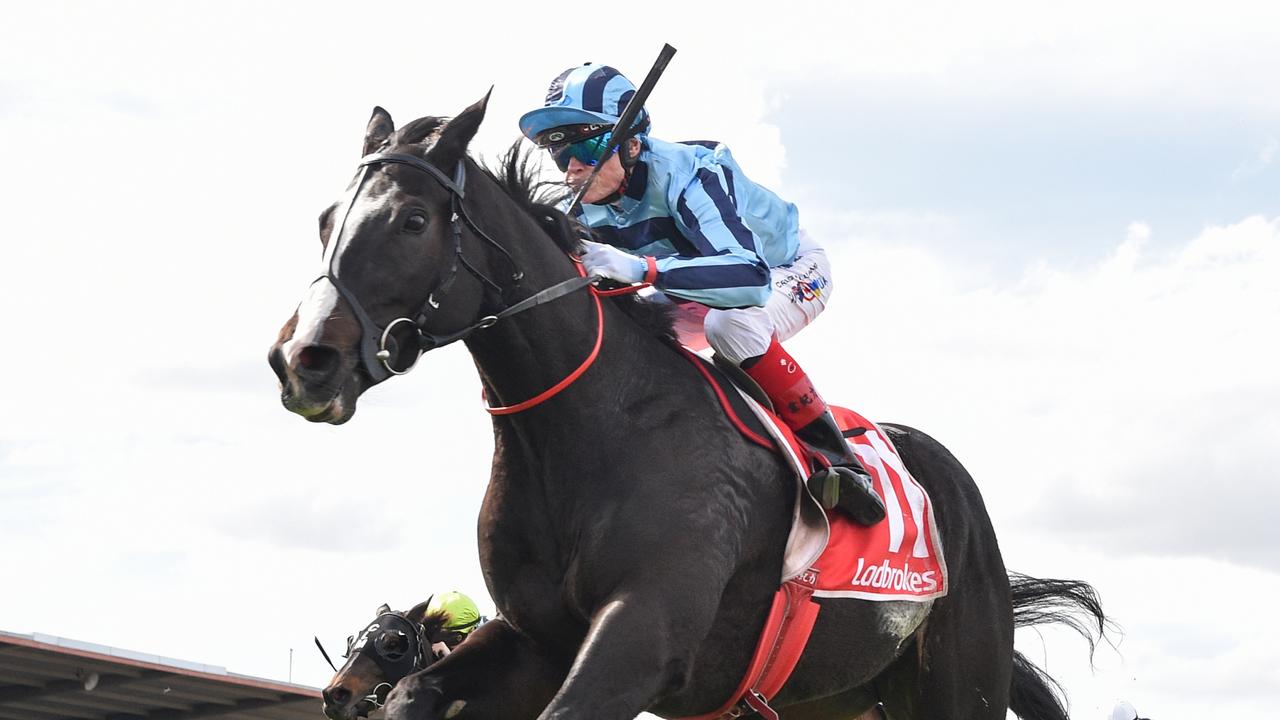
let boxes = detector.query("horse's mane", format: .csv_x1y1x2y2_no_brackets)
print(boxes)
420,608,453,644
479,142,677,344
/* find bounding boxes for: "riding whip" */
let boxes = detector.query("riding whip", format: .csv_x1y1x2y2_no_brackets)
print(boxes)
568,43,677,210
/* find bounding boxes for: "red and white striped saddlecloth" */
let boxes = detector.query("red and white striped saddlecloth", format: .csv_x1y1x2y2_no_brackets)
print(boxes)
809,406,948,601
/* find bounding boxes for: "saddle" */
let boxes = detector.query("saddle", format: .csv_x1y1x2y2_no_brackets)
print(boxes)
677,348,948,720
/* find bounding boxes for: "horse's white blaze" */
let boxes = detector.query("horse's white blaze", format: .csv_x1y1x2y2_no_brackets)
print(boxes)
283,279,339,364
324,177,396,276
285,173,400,363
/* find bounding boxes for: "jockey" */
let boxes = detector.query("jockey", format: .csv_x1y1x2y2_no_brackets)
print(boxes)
425,590,484,658
519,63,885,526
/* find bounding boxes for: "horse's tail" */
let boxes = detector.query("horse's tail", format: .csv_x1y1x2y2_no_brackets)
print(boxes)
1006,572,1109,720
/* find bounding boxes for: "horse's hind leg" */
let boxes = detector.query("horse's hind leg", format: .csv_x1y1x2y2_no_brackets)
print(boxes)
877,589,1013,720
874,424,1014,720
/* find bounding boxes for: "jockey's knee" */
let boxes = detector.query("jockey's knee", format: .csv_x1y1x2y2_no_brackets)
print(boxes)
705,307,773,365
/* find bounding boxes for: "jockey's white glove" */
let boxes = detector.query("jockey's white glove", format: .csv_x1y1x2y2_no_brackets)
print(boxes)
581,240,646,284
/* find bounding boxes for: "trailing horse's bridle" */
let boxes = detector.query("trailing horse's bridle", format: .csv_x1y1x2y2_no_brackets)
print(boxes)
315,151,597,385
317,611,432,712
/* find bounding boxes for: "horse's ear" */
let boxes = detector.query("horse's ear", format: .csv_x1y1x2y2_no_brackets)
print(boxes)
405,595,434,624
429,88,492,163
364,106,395,156
375,603,391,615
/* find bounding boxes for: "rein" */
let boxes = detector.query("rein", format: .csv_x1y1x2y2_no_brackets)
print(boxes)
320,150,610,386
318,153,503,385
324,148,649,411
484,263,647,416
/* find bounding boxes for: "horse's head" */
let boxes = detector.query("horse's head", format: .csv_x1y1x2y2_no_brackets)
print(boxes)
269,93,515,423
321,599,452,720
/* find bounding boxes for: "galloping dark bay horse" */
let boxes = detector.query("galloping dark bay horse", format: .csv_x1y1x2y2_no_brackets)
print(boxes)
269,94,1106,720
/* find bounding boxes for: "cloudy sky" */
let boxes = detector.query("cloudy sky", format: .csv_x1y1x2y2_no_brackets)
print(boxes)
2,2,1277,718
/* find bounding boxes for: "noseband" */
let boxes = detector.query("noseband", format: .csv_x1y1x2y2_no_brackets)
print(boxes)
325,611,431,712
317,152,517,384
316,151,597,384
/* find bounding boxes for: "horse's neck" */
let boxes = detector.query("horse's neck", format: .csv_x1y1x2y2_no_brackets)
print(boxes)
459,182,678,441
466,287,668,426
465,239,692,587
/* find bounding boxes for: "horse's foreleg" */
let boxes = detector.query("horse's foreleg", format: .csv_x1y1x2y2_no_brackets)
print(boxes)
384,617,568,720
535,589,716,720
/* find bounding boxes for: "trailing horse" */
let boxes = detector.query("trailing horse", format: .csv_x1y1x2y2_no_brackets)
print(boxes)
270,95,1107,720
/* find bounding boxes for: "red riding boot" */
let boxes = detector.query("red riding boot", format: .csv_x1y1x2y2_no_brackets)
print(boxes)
742,338,886,526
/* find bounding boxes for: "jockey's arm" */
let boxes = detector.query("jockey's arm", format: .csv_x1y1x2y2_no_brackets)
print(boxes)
648,165,771,308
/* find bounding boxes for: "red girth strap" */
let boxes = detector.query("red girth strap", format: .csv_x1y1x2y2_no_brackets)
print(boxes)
682,570,822,720
673,348,823,719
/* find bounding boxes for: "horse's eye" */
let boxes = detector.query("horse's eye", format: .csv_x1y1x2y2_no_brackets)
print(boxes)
377,631,408,660
403,213,427,233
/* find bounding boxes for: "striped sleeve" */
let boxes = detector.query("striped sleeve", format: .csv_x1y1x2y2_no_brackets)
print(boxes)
653,166,771,308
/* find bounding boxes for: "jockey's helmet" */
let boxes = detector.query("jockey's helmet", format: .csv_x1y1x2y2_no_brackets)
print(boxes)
426,590,482,637
519,63,651,145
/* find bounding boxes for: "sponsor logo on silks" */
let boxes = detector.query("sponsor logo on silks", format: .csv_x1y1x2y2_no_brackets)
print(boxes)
850,557,940,594
780,267,830,305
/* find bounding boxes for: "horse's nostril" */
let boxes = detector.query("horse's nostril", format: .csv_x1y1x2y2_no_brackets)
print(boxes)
325,685,353,706
297,345,340,377
268,345,288,383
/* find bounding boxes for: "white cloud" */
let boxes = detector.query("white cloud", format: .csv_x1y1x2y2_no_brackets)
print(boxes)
1122,219,1150,244
741,0,1280,115
2,3,1279,717
804,213,1279,522
1232,135,1280,180
1262,137,1279,166
781,213,1280,716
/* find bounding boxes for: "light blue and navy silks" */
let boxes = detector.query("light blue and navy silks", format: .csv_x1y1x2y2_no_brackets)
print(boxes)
567,136,800,309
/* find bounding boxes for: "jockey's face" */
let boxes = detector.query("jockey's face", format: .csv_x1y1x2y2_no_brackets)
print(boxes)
565,138,639,205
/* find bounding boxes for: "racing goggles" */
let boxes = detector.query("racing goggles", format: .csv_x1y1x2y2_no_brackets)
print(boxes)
538,125,616,172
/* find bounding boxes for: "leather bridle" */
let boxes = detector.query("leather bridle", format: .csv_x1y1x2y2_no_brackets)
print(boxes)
315,152,507,383
312,147,627,409
315,151,598,384
319,611,430,714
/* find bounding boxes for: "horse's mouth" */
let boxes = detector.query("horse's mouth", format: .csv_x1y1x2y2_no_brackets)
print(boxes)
307,395,355,424
284,385,356,425
322,699,375,720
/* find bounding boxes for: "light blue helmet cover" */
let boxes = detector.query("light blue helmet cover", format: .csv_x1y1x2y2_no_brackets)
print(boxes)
519,63,651,141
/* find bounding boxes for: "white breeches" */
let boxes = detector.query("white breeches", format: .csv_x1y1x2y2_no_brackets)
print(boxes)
664,230,834,364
